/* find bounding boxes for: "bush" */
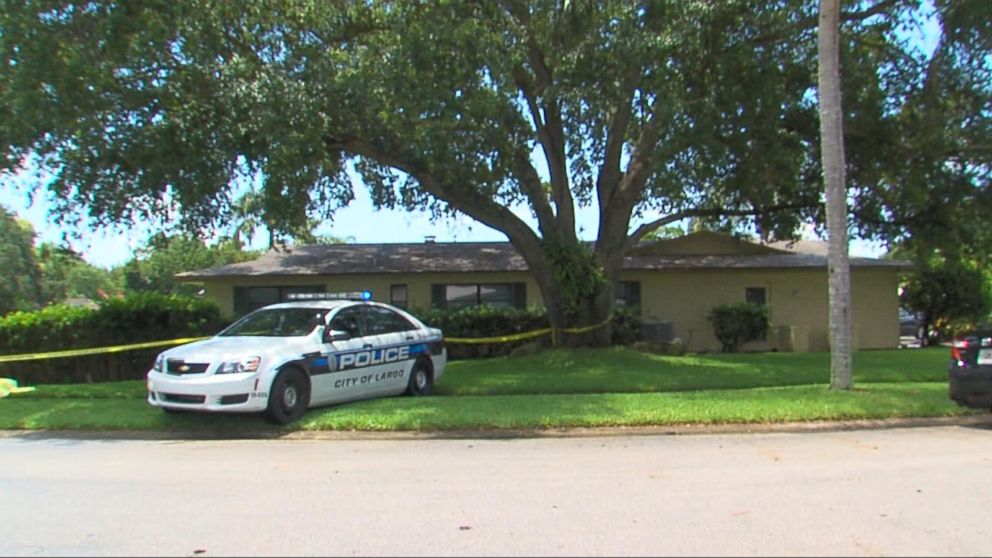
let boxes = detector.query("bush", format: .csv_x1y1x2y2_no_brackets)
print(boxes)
409,304,642,359
410,305,550,359
707,302,770,353
0,293,226,384
610,305,642,346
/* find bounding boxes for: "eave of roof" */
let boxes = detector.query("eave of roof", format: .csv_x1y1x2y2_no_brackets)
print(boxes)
176,241,912,280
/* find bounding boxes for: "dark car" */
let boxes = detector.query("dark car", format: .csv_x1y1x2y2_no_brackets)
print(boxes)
899,309,923,339
948,329,992,410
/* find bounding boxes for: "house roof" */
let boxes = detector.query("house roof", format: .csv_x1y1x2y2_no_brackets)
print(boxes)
178,242,529,279
176,235,910,280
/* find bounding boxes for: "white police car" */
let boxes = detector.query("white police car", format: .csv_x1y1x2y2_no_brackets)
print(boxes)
146,292,446,424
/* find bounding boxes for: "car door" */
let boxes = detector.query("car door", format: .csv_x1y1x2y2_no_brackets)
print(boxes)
360,305,422,395
310,305,373,405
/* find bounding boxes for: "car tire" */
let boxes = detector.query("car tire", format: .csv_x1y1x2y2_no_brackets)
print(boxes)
406,358,433,396
266,368,310,425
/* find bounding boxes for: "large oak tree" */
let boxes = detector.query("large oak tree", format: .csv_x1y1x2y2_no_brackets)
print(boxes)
1,1,987,345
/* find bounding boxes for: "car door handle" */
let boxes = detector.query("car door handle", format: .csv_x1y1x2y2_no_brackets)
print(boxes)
404,335,415,341
363,344,373,349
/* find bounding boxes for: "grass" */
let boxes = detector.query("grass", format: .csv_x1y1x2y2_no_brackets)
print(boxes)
434,346,952,395
0,346,980,433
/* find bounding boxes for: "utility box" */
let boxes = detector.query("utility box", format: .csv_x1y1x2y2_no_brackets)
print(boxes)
641,321,675,343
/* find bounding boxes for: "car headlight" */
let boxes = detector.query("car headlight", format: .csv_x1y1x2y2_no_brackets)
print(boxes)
153,354,165,373
218,356,261,374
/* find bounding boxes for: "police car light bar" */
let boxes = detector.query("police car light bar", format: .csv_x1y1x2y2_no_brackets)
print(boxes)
286,290,373,301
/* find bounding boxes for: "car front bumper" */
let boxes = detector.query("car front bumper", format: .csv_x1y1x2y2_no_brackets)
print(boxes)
948,363,992,410
147,370,268,413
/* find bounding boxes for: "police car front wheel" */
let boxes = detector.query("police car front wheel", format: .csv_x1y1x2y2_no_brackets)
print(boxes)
406,359,433,396
266,368,310,425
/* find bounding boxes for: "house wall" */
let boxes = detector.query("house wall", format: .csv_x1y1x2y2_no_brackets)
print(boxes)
621,268,899,352
195,267,899,353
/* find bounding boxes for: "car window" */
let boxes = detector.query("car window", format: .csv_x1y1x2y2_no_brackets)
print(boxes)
329,307,365,338
363,305,418,335
219,308,326,337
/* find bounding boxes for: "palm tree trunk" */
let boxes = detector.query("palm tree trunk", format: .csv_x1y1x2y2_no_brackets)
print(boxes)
818,0,853,389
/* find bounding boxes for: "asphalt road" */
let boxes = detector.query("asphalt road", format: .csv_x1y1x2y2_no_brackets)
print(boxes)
2,424,991,557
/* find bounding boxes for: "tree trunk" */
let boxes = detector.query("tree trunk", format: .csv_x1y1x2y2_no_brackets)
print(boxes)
510,237,616,348
818,0,853,390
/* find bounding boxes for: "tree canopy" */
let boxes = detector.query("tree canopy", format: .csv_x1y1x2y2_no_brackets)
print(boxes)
1,0,988,342
121,233,259,296
0,205,43,314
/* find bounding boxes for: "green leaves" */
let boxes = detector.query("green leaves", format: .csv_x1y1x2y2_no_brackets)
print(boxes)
707,302,771,353
0,206,43,314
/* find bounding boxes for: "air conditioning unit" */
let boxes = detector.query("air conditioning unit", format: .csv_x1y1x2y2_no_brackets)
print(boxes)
641,321,675,343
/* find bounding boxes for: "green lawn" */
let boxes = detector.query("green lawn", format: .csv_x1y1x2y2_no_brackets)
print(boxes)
435,346,952,395
0,346,978,432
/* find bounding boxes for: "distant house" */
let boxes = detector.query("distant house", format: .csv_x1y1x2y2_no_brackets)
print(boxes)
177,231,910,353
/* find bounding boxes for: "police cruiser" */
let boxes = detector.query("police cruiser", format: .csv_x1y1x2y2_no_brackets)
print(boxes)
146,291,446,424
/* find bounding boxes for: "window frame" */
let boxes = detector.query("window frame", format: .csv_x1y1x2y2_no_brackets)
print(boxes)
745,287,767,306
431,282,526,309
389,284,409,308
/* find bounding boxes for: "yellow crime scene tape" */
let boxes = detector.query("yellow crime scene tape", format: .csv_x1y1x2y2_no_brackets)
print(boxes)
445,316,613,347
0,316,615,361
444,328,554,345
0,337,211,364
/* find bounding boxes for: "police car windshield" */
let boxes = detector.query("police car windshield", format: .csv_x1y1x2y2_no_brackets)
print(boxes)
219,308,327,337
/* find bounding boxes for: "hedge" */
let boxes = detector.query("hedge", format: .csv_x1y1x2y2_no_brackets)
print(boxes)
0,293,226,384
410,305,641,360
0,297,642,384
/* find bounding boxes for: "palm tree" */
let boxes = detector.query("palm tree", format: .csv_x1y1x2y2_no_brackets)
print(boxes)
818,0,853,389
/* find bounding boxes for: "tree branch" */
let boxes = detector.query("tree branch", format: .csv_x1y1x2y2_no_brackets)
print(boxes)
322,134,540,248
752,0,902,47
500,0,574,240
512,150,559,240
624,203,818,251
596,71,639,213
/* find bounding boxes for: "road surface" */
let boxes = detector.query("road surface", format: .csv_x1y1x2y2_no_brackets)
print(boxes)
2,424,991,556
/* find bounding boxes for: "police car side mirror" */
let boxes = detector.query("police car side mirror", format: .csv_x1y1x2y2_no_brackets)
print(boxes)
324,329,352,343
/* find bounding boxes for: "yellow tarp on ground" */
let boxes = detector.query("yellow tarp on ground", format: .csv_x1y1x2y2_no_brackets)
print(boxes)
0,378,35,398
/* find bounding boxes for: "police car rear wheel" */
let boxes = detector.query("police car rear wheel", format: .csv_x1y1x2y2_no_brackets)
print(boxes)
266,368,310,425
406,359,433,396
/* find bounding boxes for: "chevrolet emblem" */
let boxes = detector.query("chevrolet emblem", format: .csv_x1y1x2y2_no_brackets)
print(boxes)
178,364,190,372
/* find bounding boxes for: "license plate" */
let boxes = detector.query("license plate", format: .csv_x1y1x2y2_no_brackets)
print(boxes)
978,349,992,365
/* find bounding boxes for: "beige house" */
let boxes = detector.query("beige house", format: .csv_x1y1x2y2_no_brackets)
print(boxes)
177,231,910,353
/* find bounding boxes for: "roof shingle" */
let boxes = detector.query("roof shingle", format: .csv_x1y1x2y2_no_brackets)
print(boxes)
176,240,910,279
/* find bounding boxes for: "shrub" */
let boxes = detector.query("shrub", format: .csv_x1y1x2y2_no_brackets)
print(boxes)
610,305,642,346
0,293,226,384
707,302,770,353
409,304,642,359
410,305,550,359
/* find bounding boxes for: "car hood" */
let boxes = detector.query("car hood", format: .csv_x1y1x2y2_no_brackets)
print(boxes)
160,336,313,362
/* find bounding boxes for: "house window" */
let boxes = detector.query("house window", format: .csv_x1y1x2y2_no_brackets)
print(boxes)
390,284,408,308
233,285,325,315
745,286,768,340
615,281,641,308
431,283,526,309
745,287,767,306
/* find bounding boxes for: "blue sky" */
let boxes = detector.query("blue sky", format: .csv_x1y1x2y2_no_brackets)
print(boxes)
0,165,889,269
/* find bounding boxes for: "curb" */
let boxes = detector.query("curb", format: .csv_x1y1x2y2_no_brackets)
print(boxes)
1,413,990,442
